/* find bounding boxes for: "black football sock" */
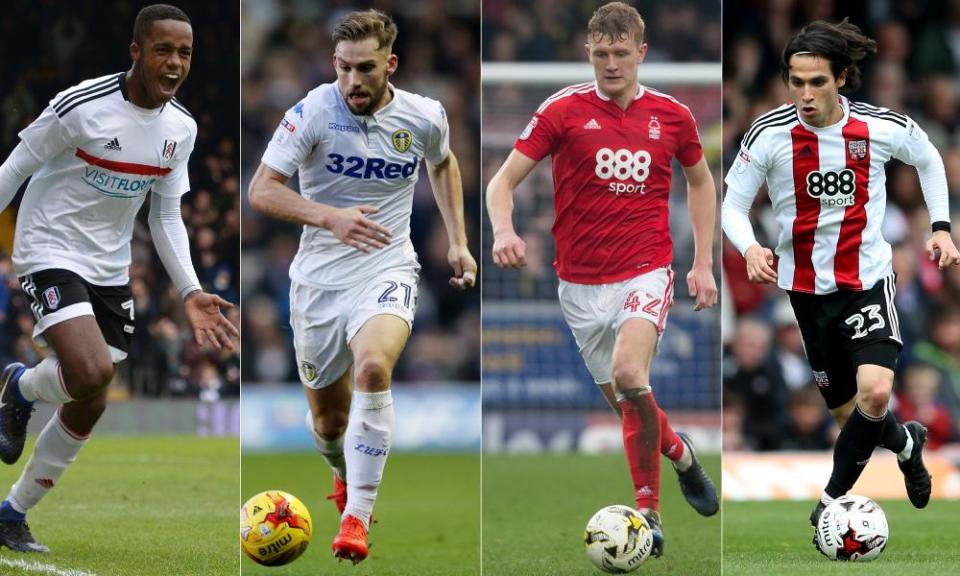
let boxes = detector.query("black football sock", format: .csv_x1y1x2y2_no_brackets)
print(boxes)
877,409,907,454
824,404,886,499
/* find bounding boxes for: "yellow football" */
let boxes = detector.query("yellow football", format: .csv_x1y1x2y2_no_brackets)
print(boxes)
240,490,313,566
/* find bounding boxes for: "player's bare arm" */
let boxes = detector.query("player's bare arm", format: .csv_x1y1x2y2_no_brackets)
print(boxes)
425,151,477,289
681,157,719,310
486,149,538,269
248,163,392,252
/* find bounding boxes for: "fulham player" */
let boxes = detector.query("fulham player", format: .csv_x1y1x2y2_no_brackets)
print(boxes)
722,19,959,549
0,4,238,553
487,1,719,556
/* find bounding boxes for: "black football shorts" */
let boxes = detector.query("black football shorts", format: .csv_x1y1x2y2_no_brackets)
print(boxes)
20,268,134,362
788,274,901,409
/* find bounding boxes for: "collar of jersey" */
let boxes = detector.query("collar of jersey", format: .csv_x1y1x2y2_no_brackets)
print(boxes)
593,82,645,103
117,70,168,123
796,94,849,132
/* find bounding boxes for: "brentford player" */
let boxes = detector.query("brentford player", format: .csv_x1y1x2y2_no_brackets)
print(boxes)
247,9,476,564
0,4,238,553
487,1,719,555
722,19,959,550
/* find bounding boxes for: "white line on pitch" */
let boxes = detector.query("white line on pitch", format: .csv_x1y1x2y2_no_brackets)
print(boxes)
0,557,98,576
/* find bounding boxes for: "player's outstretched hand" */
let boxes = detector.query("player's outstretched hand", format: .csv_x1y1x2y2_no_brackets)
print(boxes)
926,230,960,270
448,244,477,290
328,205,392,252
744,244,777,284
687,263,718,311
184,291,240,352
492,230,527,269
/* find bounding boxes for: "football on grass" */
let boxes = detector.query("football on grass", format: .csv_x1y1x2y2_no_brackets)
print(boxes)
241,490,313,566
584,505,653,573
814,495,888,561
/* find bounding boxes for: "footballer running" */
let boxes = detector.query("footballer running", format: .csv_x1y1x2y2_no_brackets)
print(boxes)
486,2,720,557
722,19,958,555
0,4,239,553
247,9,477,564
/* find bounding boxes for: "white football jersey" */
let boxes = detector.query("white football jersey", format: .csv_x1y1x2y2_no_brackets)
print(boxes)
261,82,449,288
725,96,940,294
14,73,196,285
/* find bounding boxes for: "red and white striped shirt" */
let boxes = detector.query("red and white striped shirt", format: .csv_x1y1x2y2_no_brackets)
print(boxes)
515,82,703,284
723,96,948,294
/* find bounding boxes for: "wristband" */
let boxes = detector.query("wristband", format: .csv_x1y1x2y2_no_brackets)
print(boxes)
932,221,951,233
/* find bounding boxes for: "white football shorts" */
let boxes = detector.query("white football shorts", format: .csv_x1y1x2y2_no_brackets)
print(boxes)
558,267,675,385
290,266,419,389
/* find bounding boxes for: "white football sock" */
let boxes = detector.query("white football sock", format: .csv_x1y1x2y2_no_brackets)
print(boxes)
304,410,346,480
672,442,694,472
7,411,87,513
18,358,74,404
897,425,914,462
343,390,394,527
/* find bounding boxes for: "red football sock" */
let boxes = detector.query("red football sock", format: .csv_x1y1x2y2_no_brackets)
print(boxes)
620,391,661,511
659,407,685,462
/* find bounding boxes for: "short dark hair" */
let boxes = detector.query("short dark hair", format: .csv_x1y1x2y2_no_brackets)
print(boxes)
332,9,397,52
133,4,191,45
781,18,877,92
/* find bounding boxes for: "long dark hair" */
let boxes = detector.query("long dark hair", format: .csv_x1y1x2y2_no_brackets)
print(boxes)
780,19,877,92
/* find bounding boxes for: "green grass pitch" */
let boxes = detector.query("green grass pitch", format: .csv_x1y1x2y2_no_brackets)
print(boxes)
0,435,239,576
241,452,480,575
723,499,960,575
483,453,721,575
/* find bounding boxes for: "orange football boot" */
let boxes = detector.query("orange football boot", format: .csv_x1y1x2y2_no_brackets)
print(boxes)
332,514,368,564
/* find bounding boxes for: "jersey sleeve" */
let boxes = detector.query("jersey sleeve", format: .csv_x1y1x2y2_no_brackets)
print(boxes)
893,117,950,224
151,130,195,198
675,105,703,167
513,101,563,161
17,105,75,164
724,130,770,201
722,136,770,255
891,117,933,165
261,101,319,177
424,101,450,165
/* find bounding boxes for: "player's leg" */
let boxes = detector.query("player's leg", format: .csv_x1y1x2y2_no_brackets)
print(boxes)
611,318,670,554
826,358,928,509
822,362,893,504
343,314,408,523
333,314,409,563
0,315,114,553
290,279,354,515
597,381,709,514
304,368,352,513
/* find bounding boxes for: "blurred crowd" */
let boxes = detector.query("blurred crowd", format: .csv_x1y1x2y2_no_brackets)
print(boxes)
0,1,241,400
241,0,481,384
723,0,960,451
482,0,720,63
482,0,723,302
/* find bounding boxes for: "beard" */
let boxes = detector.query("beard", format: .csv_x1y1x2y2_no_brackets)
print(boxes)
344,80,389,116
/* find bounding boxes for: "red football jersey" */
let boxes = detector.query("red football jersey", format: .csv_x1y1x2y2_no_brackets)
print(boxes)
515,82,703,284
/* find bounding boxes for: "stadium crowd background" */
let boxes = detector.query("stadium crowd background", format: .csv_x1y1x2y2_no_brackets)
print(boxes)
723,0,960,451
0,0,241,401
240,0,481,385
